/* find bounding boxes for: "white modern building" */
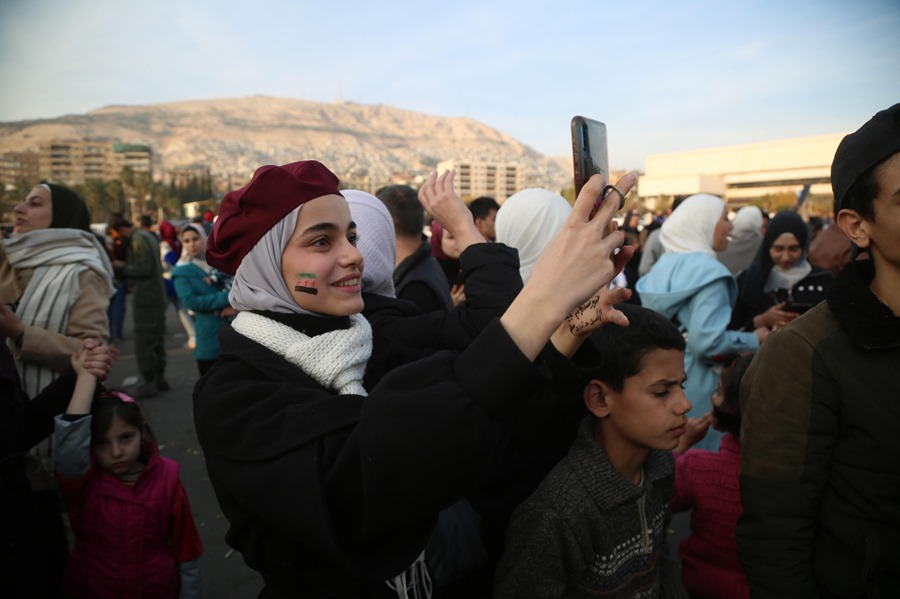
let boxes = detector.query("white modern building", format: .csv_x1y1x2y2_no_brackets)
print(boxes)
638,132,846,211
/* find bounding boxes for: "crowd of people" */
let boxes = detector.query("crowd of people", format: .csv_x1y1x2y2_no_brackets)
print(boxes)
1,103,898,598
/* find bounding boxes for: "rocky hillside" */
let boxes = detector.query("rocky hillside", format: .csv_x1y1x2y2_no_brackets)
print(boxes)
0,96,568,190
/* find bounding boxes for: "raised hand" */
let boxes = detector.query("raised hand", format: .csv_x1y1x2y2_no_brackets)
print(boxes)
418,170,485,252
566,255,635,337
500,172,638,361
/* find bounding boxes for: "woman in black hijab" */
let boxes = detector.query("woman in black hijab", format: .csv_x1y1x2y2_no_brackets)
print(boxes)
730,211,833,331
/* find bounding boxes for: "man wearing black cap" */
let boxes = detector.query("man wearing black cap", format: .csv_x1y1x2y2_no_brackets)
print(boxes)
737,104,900,597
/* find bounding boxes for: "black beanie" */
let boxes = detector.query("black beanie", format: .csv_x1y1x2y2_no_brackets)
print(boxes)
831,103,900,214
45,183,92,231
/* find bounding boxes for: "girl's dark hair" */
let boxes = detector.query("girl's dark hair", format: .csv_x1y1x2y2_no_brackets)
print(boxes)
90,392,156,447
585,304,686,393
713,352,755,437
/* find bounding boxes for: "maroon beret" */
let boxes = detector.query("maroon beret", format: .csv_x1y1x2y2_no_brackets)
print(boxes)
207,160,342,275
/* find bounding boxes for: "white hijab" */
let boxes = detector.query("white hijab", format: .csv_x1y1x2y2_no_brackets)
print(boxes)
495,188,572,283
229,206,316,315
343,189,396,298
660,194,725,255
177,222,213,274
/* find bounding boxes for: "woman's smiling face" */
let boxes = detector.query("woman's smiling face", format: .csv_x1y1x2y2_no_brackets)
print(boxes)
280,195,365,316
769,232,803,270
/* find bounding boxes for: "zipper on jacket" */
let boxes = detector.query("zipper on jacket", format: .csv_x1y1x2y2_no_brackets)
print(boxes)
638,495,650,551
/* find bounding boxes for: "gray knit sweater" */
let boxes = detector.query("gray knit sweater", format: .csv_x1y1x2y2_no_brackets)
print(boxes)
494,416,688,599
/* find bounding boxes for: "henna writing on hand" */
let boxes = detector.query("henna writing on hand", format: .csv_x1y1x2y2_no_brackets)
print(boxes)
567,295,603,336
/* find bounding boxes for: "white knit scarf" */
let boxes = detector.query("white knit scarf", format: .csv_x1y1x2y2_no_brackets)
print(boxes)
230,311,372,396
4,228,114,397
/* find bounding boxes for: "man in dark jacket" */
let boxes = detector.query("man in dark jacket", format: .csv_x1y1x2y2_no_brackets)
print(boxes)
738,104,900,597
376,184,453,313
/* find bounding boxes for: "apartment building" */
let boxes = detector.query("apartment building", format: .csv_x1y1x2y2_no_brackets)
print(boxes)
435,159,527,202
37,139,152,185
0,151,40,187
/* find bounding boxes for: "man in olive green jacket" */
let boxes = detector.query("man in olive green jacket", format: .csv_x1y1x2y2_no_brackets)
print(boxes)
112,215,168,398
738,104,900,597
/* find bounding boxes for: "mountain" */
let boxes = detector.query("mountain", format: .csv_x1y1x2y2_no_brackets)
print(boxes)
0,96,569,191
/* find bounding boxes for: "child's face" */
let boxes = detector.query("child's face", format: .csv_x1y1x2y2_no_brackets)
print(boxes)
596,348,691,454
280,194,365,316
93,414,143,476
181,229,204,258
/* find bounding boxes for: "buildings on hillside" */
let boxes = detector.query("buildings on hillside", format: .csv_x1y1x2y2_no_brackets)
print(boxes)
638,133,845,213
0,140,152,188
435,159,528,202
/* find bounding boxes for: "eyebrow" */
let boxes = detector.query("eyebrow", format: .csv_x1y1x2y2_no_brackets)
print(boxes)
301,220,357,236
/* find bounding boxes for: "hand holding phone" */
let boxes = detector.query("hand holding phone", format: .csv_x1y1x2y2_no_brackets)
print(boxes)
571,116,609,198
572,116,625,233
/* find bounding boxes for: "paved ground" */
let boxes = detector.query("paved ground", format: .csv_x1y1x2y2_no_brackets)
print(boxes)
107,296,691,598
109,298,262,598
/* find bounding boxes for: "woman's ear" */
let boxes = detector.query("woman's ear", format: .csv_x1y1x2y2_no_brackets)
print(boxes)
836,208,871,249
584,380,612,419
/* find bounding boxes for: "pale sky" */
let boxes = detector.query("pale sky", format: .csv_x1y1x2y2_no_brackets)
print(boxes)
1,0,898,170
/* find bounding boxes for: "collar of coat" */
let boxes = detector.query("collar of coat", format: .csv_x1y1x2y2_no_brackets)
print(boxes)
827,259,900,350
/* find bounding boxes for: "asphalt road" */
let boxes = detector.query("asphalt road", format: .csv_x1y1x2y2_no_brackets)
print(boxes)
109,297,263,598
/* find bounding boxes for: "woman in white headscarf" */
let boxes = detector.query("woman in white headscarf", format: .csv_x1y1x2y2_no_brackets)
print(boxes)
637,194,765,451
171,222,235,375
495,188,573,284
716,205,765,276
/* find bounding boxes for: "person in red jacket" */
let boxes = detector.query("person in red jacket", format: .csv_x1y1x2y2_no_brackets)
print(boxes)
670,352,755,599
53,346,203,599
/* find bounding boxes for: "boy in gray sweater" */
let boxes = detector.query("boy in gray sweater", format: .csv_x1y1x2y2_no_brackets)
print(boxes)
495,304,690,598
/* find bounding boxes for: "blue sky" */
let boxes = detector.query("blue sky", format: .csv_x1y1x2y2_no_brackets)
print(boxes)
1,0,898,169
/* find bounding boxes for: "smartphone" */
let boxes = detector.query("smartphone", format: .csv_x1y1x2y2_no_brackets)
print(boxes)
571,116,610,199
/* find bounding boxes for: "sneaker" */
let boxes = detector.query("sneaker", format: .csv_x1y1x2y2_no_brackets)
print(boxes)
156,378,171,392
134,382,159,399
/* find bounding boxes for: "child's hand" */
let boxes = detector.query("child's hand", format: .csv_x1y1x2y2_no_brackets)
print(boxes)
71,347,90,376
79,339,118,381
674,412,712,454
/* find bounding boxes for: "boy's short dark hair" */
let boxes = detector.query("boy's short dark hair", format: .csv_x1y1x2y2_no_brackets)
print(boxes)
375,184,424,237
139,215,153,228
585,304,685,393
468,196,500,220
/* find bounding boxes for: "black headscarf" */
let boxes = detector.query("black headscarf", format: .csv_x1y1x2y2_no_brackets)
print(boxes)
45,183,91,232
738,211,808,309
